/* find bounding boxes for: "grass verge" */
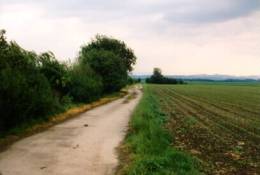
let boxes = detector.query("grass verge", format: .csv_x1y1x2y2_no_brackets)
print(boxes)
116,85,202,175
0,90,127,152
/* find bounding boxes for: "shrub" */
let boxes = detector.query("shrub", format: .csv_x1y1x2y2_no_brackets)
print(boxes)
38,52,71,99
0,41,59,134
0,30,136,135
68,64,103,103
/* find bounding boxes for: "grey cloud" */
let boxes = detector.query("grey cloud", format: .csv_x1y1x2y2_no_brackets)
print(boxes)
162,0,260,23
1,0,260,24
46,0,260,24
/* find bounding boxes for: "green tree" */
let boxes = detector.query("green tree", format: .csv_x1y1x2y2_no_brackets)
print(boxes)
150,68,164,83
0,30,7,53
146,68,183,84
79,49,127,93
80,35,136,72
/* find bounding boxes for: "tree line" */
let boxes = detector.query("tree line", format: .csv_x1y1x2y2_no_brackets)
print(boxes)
0,30,136,135
146,68,184,84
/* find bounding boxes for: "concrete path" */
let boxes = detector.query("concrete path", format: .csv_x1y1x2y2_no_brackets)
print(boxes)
0,86,142,175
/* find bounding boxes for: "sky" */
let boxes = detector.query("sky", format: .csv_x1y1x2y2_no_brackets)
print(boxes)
0,0,260,76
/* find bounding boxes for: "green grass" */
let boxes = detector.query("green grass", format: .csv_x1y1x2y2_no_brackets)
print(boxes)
117,85,201,175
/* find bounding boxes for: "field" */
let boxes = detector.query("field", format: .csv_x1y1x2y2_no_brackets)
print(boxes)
149,83,260,174
117,85,201,175
118,83,260,175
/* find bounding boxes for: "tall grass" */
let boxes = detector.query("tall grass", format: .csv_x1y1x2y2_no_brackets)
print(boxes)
118,85,201,175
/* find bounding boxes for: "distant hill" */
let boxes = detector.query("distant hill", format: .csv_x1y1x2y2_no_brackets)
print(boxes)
132,74,260,81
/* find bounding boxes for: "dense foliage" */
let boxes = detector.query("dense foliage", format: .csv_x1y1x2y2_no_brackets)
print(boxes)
68,63,103,103
79,35,136,93
79,49,127,93
0,31,60,134
80,35,136,72
146,68,184,84
0,30,136,135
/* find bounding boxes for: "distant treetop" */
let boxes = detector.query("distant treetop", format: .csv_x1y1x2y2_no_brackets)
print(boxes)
146,68,185,84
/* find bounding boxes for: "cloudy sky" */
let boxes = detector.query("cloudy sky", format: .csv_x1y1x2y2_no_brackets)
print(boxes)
0,0,260,75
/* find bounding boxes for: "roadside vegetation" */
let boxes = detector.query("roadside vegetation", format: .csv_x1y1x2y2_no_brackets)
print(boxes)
146,83,260,174
0,29,137,137
118,83,260,174
117,85,201,175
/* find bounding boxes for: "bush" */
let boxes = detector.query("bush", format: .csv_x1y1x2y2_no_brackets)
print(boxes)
68,64,103,103
0,30,136,135
38,52,71,99
0,41,60,134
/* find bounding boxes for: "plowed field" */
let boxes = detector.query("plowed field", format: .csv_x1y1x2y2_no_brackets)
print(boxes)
149,84,260,174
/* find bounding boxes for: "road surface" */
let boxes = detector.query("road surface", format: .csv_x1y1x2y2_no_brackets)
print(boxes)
0,86,142,175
